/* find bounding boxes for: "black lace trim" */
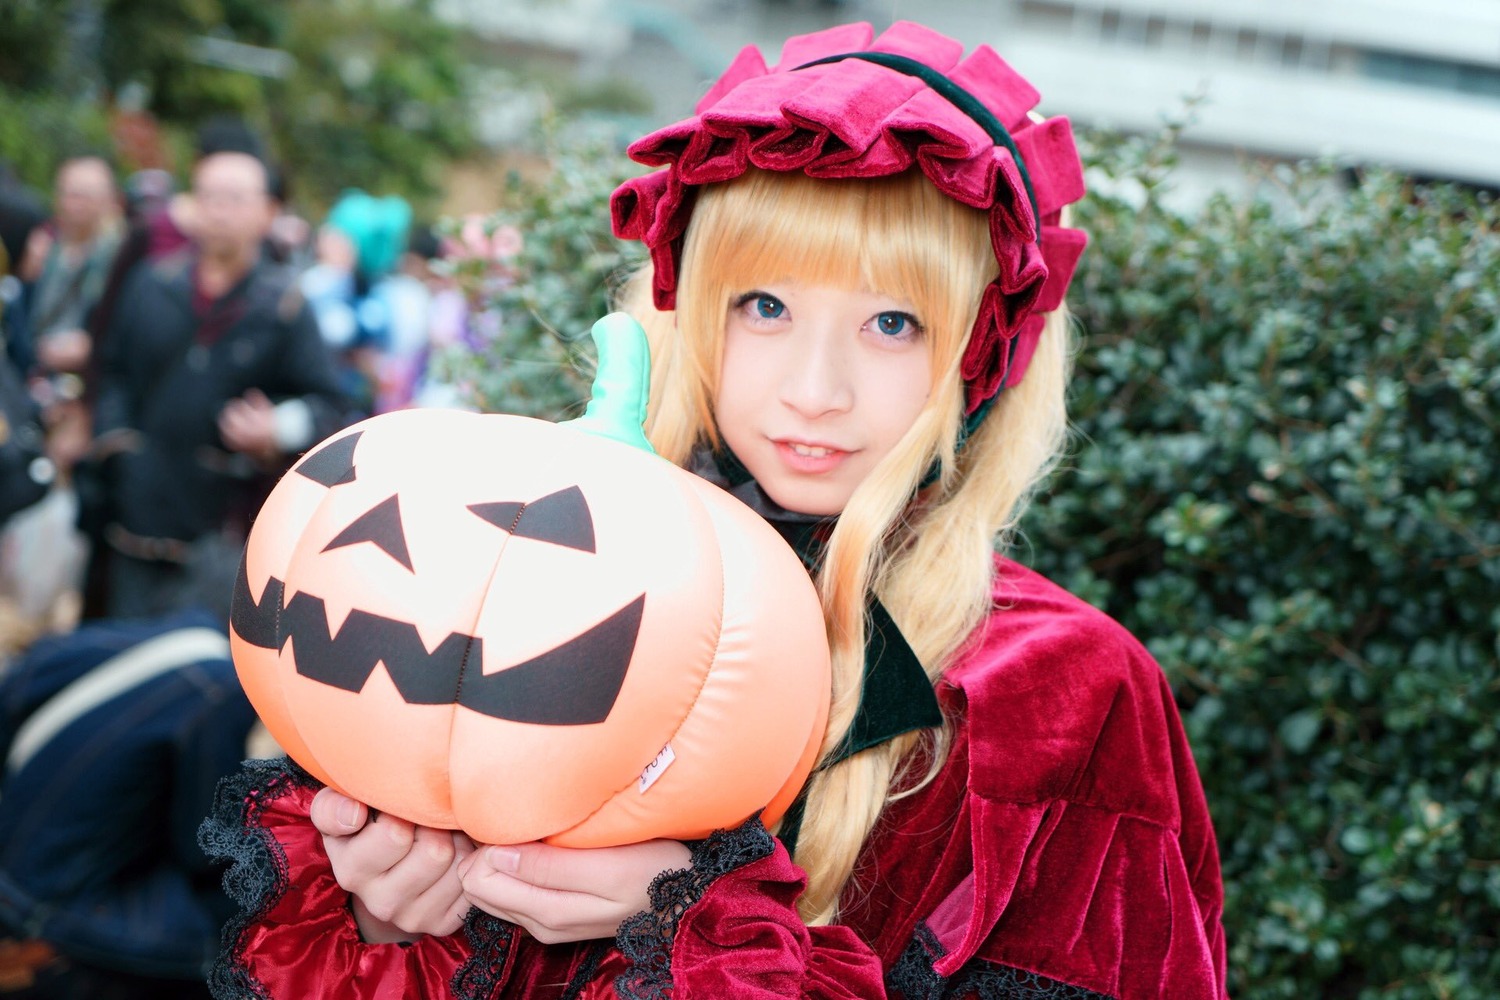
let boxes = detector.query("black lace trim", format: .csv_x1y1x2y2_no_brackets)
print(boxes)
560,940,611,1000
953,964,1117,1000
451,910,515,1000
196,757,324,1000
886,922,1116,1000
886,923,948,1000
613,816,776,1000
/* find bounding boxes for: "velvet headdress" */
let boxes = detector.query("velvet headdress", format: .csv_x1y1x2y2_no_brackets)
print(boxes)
611,20,1088,413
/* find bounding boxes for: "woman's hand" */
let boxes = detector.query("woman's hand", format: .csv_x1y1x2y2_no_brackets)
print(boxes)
310,787,477,944
458,838,692,944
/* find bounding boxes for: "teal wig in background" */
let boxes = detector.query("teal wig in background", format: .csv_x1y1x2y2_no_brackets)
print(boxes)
326,190,413,280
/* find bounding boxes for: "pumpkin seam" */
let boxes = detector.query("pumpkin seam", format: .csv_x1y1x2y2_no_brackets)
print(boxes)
550,486,728,841
447,498,529,833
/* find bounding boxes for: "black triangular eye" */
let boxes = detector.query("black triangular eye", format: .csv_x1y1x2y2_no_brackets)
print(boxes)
323,494,413,570
467,486,595,553
296,431,361,486
468,501,524,532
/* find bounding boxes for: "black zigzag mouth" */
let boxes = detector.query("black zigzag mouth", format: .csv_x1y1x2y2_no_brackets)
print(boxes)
231,556,644,726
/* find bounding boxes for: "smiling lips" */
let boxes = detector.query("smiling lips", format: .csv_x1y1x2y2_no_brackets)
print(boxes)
774,438,852,474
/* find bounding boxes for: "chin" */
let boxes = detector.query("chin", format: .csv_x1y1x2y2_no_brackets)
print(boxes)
763,483,845,519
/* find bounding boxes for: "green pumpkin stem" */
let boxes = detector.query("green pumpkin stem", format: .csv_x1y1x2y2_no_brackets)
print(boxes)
565,312,657,456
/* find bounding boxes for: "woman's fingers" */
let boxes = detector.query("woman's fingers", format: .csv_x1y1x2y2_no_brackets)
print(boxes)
311,788,477,940
459,839,691,944
310,787,369,836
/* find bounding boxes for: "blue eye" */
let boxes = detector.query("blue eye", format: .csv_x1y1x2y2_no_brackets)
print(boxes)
755,295,785,320
875,311,915,337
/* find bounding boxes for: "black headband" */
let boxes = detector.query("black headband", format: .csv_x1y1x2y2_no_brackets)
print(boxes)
793,51,1041,244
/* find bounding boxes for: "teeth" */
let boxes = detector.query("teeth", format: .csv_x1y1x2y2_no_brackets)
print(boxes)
789,444,834,457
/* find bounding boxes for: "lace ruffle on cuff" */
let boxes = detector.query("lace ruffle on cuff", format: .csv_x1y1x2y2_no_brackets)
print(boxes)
451,911,517,1000
613,817,777,1000
197,757,322,1000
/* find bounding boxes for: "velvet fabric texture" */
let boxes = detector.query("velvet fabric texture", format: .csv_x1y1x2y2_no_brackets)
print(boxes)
201,557,1227,999
609,21,1089,412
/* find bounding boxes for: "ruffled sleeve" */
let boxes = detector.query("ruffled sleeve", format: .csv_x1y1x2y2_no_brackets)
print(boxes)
197,758,513,1000
612,820,887,999
906,559,1228,1000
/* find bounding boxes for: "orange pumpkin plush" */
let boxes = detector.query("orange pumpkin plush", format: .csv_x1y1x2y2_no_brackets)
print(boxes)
230,314,830,847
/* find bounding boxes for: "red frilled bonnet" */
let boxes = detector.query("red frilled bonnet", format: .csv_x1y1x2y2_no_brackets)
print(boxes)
611,20,1088,414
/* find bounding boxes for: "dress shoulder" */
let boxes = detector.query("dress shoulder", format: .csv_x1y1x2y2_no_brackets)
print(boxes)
918,558,1228,998
941,557,1197,830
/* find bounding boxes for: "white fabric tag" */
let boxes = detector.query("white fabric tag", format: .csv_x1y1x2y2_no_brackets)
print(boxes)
638,743,676,793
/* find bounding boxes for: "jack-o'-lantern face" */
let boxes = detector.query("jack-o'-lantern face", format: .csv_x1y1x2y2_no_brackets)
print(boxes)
234,433,643,727
231,405,829,848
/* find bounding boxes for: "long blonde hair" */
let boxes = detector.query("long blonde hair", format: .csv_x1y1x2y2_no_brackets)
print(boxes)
623,167,1071,924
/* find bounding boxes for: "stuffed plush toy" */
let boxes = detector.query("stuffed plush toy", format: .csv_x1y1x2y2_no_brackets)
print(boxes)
230,314,830,847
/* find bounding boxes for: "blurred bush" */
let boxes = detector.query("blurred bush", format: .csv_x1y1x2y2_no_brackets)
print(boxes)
431,130,645,418
437,127,1500,997
0,91,113,190
1019,132,1500,999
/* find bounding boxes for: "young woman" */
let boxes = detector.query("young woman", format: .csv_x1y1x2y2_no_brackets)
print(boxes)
202,21,1228,999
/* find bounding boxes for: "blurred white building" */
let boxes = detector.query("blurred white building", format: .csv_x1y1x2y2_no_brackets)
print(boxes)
994,0,1500,196
438,0,1500,193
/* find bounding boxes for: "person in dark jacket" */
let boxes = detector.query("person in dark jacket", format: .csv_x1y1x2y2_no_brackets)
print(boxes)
87,150,350,620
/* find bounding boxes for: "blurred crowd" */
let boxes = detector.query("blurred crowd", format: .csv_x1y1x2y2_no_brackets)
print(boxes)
0,119,480,632
0,120,481,998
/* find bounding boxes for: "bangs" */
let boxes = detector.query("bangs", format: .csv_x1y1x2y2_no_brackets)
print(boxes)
701,169,980,307
684,168,995,373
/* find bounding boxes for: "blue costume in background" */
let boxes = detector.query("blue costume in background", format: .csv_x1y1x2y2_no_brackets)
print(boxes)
0,610,258,982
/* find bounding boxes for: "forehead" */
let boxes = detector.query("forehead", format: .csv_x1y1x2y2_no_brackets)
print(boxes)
57,159,113,193
194,153,268,194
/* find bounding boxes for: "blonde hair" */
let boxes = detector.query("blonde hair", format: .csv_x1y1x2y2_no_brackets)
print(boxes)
622,167,1071,924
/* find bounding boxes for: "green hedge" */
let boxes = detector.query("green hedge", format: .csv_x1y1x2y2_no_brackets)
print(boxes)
453,131,1500,998
1020,135,1500,998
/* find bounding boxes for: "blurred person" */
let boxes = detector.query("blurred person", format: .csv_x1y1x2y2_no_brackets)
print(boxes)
0,162,47,279
84,116,281,379
122,169,174,226
0,609,262,1000
0,352,52,531
299,189,413,416
77,168,190,395
0,187,54,533
0,163,48,364
370,222,444,412
18,156,122,384
75,122,298,623
398,215,522,412
85,149,349,620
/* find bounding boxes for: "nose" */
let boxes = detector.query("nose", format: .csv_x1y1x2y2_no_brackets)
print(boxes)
778,325,853,419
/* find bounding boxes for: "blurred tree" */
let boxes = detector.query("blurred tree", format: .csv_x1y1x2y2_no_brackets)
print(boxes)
270,0,474,209
0,0,69,91
0,0,473,210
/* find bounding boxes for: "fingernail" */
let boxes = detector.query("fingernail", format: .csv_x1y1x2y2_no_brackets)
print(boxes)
488,846,520,872
337,798,360,829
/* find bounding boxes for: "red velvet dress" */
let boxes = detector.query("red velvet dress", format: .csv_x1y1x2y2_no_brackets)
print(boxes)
200,558,1228,999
